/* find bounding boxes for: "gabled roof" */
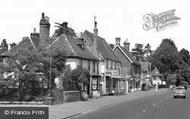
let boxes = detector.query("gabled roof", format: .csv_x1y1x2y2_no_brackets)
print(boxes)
47,34,98,60
152,67,161,76
83,30,120,62
1,37,36,56
113,45,140,65
2,33,97,61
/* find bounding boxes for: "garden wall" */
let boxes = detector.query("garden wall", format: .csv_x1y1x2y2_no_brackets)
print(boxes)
52,89,81,104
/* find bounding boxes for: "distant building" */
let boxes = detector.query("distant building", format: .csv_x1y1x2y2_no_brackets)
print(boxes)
82,18,125,95
139,61,152,90
152,67,166,86
113,38,141,92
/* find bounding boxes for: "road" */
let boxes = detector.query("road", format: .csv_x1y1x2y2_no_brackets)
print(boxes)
72,89,190,119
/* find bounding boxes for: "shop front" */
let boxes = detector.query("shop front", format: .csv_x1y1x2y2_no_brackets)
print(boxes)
105,69,126,95
91,75,101,98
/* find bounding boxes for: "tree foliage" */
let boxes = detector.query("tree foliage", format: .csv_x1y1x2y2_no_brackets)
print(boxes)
0,44,67,100
70,66,90,84
179,48,190,65
149,38,190,85
149,39,180,74
131,43,152,61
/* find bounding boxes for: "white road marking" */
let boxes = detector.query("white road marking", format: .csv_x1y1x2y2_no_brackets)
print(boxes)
82,107,99,114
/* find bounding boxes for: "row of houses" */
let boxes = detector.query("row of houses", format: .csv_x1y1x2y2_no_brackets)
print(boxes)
1,13,153,99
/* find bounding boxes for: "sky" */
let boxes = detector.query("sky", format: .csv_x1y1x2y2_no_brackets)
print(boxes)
0,0,189,51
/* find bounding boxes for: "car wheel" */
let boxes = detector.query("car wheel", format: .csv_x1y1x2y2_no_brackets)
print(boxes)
173,96,176,98
184,96,186,99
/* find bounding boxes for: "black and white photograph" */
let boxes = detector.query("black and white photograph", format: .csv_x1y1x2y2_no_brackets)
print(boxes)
0,0,190,119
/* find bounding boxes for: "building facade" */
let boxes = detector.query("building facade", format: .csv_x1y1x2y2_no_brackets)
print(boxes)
113,38,141,92
82,19,125,95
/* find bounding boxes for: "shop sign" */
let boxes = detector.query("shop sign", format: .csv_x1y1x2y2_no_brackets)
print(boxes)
112,70,119,76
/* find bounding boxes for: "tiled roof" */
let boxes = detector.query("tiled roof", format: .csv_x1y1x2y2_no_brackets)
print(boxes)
120,46,140,65
47,34,98,60
83,30,120,62
1,37,36,56
2,33,97,61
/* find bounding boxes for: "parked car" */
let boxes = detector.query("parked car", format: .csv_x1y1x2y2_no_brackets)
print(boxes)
173,86,187,99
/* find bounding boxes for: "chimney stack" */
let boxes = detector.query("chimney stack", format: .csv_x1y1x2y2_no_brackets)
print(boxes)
123,39,130,51
30,28,40,39
115,37,121,46
62,22,68,34
93,16,98,36
39,12,50,46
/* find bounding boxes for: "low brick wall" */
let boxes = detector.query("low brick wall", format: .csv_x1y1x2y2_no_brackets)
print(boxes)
51,89,81,104
63,91,81,103
51,89,63,104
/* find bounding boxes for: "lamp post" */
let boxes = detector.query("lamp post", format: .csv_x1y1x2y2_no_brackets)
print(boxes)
44,39,54,105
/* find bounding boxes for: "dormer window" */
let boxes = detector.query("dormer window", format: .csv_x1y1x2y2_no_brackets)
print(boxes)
77,38,85,50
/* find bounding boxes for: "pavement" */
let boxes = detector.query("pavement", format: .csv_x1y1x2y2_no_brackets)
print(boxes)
0,88,167,119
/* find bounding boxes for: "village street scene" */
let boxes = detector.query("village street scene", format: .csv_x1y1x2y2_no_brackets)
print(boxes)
0,0,190,119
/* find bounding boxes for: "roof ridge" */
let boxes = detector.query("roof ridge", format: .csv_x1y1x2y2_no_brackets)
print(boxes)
84,30,119,62
63,34,76,56
46,35,63,49
29,36,37,49
115,45,133,63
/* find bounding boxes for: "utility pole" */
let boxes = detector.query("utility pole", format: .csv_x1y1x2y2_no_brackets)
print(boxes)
49,39,53,96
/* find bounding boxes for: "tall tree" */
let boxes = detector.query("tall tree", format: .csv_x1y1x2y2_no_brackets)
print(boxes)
149,39,181,74
179,48,190,65
144,43,152,61
131,43,144,61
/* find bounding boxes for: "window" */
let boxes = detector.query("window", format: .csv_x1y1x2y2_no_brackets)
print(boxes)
111,60,113,69
108,60,111,69
92,78,98,90
115,62,117,70
88,60,90,71
106,59,108,69
112,61,115,69
93,61,96,73
97,62,99,74
79,59,83,67
118,62,120,69
115,61,117,69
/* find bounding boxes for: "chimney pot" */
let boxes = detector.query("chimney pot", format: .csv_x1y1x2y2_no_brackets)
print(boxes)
33,28,36,33
115,37,121,46
123,39,130,51
42,12,45,18
63,22,68,27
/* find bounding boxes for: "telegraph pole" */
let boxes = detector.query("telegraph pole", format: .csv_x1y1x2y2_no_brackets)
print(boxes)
49,39,52,96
